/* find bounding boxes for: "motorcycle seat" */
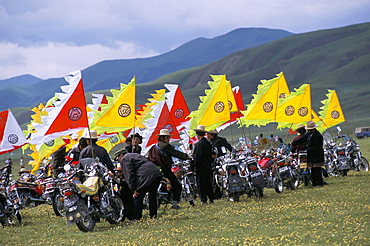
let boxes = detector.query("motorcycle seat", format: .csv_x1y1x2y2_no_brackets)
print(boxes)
76,177,101,195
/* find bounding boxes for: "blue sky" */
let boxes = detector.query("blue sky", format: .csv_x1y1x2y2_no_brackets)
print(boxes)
0,0,369,80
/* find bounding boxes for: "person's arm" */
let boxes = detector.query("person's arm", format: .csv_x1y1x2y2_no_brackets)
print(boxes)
164,144,189,160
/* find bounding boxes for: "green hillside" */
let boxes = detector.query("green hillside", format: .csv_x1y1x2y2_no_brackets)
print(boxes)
10,23,370,135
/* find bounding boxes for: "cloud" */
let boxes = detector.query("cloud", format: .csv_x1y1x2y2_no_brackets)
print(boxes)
0,41,158,79
0,0,369,80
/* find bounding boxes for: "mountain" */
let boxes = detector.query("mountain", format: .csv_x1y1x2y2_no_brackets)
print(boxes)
0,28,293,110
8,22,370,134
0,74,42,89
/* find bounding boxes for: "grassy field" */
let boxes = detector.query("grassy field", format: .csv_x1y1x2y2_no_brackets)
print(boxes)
1,140,369,245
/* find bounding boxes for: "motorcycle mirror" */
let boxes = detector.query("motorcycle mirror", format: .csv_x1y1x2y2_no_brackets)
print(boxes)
64,164,71,171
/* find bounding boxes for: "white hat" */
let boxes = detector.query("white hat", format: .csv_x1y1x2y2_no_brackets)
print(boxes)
193,125,207,132
295,124,305,131
157,129,172,136
82,129,98,139
305,121,317,130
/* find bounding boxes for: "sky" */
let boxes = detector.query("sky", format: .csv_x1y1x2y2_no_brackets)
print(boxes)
0,0,369,80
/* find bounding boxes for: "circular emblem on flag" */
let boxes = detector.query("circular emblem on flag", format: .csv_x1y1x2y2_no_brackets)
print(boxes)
298,107,308,117
68,107,83,121
285,106,295,116
45,140,55,147
109,135,119,144
8,134,18,144
228,101,233,110
164,124,174,133
174,108,184,119
214,101,225,113
331,110,340,119
263,102,273,113
279,93,287,99
118,104,131,117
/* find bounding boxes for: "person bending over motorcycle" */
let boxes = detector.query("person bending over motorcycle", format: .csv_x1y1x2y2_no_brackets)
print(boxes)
116,150,162,220
147,129,192,209
79,129,115,173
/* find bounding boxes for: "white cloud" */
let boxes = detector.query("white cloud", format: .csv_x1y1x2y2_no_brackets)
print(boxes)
0,41,158,80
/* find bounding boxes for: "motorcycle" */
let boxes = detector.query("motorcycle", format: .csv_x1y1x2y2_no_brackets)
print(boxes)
242,157,265,199
60,158,124,232
171,160,197,206
257,153,284,193
339,135,369,172
0,164,22,227
297,150,311,186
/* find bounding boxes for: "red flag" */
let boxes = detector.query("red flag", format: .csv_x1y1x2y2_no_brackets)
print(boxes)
164,84,190,129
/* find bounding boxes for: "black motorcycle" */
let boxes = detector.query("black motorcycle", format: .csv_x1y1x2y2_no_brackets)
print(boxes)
243,157,265,199
60,158,124,232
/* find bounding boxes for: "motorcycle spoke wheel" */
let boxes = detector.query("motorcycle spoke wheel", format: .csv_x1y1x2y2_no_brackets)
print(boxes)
360,157,369,172
52,191,65,217
275,180,284,193
76,200,95,232
107,194,124,224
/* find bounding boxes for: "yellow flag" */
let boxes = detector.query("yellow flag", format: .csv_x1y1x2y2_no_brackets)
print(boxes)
188,75,230,135
97,132,126,153
91,77,136,134
240,72,290,127
276,84,311,129
317,89,345,132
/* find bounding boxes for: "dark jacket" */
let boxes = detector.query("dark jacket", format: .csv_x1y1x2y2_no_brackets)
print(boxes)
210,136,233,156
120,153,162,193
79,144,114,172
125,144,142,154
53,146,67,170
147,141,188,170
291,135,306,154
292,130,324,164
193,137,214,170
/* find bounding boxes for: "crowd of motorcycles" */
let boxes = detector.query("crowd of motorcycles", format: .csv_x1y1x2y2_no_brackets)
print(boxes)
0,134,368,232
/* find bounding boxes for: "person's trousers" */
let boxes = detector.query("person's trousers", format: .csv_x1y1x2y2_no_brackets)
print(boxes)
133,178,161,220
196,168,214,202
119,181,135,221
162,168,182,202
311,167,323,186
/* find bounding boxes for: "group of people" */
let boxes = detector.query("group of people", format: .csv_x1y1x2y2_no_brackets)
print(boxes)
47,120,325,221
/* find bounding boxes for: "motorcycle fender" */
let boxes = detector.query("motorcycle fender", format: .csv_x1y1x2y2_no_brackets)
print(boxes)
65,200,83,225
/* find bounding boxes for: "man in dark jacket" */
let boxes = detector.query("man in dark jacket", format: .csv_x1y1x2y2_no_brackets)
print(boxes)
125,133,143,154
207,130,233,157
193,125,215,204
147,129,191,209
79,130,115,173
291,121,324,186
117,151,162,220
52,145,67,178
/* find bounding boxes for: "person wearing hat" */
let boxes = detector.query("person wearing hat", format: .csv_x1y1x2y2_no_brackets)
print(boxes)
79,129,115,173
18,167,29,176
207,130,233,157
193,125,215,205
115,149,162,220
147,128,192,209
125,133,143,154
291,121,325,186
112,149,136,221
291,124,307,154
67,137,88,162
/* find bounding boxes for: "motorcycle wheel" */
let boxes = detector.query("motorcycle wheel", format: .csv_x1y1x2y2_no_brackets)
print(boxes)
303,176,310,186
18,192,30,209
106,193,124,224
359,157,369,172
254,188,263,199
274,180,284,193
231,192,240,202
340,169,348,176
76,199,95,232
52,189,65,217
0,203,5,227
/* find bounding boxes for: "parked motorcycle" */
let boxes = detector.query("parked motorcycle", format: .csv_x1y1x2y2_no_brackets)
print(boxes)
0,164,22,227
217,156,244,202
171,160,197,206
242,157,265,199
60,158,124,232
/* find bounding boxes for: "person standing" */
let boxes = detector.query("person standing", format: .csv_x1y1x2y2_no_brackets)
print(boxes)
291,121,324,186
125,133,143,154
207,130,233,157
193,125,215,205
67,137,88,162
52,145,67,178
291,124,306,154
117,150,162,220
20,156,25,168
79,129,115,173
147,129,191,209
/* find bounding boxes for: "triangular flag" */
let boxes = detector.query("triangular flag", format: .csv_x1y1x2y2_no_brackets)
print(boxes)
164,84,191,130
317,89,345,132
276,84,312,130
240,72,290,127
0,110,27,155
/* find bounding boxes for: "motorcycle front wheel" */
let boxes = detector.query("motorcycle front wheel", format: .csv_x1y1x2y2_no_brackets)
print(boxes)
52,189,65,217
76,199,95,232
254,188,263,199
106,193,124,224
274,180,284,193
359,157,369,172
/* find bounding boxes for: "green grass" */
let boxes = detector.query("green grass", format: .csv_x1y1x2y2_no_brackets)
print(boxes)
1,140,370,245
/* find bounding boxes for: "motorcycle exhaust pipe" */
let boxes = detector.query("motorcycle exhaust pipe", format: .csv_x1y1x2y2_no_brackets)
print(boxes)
30,197,47,203
87,206,100,217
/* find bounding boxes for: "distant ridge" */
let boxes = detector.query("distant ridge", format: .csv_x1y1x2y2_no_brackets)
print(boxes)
0,74,42,89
